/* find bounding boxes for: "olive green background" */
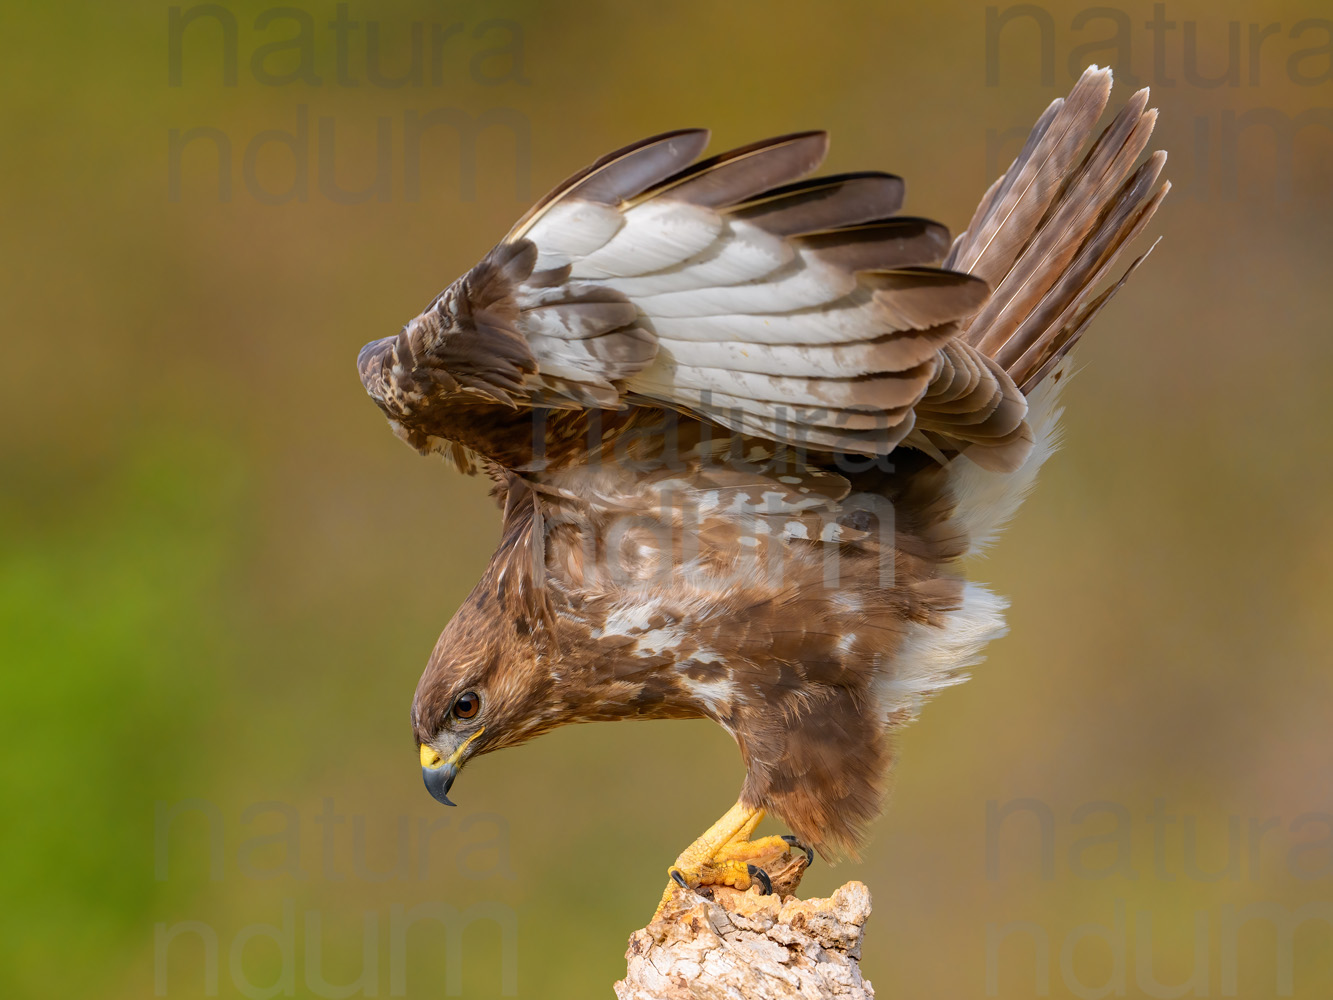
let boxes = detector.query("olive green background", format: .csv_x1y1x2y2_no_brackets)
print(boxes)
3,1,1331,997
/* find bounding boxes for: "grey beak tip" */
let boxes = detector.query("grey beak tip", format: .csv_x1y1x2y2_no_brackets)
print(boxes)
423,763,459,807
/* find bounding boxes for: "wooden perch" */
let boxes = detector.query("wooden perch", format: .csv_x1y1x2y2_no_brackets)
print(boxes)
616,879,876,999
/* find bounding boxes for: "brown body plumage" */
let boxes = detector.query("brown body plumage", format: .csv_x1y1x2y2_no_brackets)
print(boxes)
358,67,1167,860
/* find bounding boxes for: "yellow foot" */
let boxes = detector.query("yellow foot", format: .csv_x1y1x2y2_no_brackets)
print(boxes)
656,801,814,917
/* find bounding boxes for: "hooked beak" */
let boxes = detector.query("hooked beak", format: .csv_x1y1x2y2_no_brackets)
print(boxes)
419,729,484,807
422,754,458,806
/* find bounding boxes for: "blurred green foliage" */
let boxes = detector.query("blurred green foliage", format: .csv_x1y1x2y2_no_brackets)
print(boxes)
2,1,1330,997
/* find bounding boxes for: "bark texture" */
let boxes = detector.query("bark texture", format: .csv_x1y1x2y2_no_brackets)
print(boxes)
616,881,875,1000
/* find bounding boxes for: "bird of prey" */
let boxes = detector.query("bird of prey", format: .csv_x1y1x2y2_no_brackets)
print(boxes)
358,66,1167,908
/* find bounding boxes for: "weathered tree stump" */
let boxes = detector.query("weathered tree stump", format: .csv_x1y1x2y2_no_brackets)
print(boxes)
616,879,875,999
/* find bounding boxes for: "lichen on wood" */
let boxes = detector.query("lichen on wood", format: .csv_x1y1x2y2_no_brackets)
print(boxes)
616,880,876,1000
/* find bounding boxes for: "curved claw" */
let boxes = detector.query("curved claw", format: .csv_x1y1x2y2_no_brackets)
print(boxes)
781,834,815,867
746,863,773,895
670,867,689,889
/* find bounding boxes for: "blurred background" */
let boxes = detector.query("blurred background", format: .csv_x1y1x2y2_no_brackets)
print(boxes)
3,1,1331,997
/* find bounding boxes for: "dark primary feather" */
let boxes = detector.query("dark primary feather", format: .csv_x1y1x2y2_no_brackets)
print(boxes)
797,217,952,271
728,172,906,235
633,131,831,208
507,128,710,241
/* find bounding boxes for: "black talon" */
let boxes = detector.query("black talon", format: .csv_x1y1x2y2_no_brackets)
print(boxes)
746,863,773,895
781,834,815,867
670,869,689,889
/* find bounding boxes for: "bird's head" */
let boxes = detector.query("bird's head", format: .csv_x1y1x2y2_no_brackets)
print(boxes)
414,686,486,808
410,606,557,807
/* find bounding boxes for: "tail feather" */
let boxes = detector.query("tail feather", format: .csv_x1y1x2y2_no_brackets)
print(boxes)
1014,167,1170,390
976,89,1154,361
947,65,1168,394
947,67,1113,286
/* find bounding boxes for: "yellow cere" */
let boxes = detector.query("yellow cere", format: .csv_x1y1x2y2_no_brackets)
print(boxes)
419,728,485,770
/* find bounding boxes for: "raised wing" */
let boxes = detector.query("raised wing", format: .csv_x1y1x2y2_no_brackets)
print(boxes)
359,68,1163,475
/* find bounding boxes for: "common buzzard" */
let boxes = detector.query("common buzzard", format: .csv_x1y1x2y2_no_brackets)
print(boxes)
357,67,1167,906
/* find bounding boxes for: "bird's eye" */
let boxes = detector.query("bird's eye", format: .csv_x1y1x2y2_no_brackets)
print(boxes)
452,691,480,720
